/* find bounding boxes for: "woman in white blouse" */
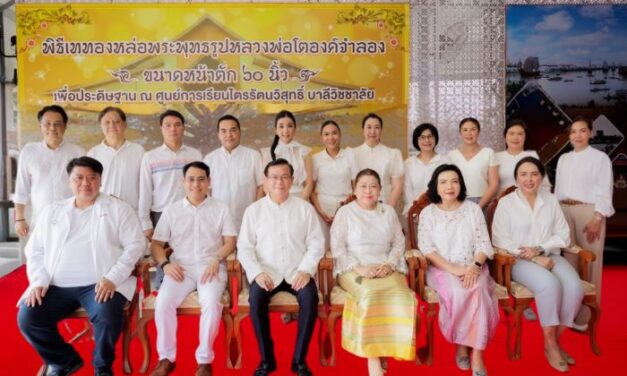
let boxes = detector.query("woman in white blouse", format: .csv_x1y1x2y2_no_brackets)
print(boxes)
311,120,358,245
418,164,498,376
403,123,448,216
495,119,550,193
492,156,583,372
351,113,404,208
448,117,499,209
261,110,313,200
555,117,614,324
331,169,416,376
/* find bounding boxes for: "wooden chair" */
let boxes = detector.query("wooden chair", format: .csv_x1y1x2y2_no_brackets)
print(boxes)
229,259,328,369
36,264,142,376
406,192,514,364
318,195,421,367
485,186,601,360
134,254,238,373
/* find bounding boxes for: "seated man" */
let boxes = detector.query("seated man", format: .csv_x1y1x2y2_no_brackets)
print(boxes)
238,158,325,376
17,156,145,376
150,161,236,376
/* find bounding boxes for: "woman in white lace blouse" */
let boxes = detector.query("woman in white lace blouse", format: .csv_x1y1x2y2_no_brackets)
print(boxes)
418,164,499,376
331,169,416,376
261,110,313,200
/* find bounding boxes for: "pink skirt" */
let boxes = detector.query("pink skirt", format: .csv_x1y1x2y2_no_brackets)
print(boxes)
426,266,499,350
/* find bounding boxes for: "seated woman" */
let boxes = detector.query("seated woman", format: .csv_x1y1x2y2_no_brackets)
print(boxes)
418,164,498,376
492,156,584,372
331,169,416,376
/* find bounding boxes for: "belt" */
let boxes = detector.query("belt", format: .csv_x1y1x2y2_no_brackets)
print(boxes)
559,199,587,206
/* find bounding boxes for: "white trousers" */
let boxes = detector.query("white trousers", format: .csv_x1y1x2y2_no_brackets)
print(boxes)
154,263,227,364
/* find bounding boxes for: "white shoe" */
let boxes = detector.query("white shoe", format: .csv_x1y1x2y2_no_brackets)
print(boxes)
571,322,589,332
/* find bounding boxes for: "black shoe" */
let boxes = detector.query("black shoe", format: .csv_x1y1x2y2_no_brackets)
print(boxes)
253,361,277,376
45,355,84,376
291,362,313,376
95,367,114,376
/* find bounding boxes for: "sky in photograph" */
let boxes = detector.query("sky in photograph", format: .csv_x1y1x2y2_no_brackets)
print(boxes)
507,5,627,66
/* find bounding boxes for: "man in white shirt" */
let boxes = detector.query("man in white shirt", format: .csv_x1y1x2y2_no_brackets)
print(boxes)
204,115,263,230
14,105,85,237
238,159,324,376
138,109,202,238
87,107,144,210
17,157,145,376
150,161,236,376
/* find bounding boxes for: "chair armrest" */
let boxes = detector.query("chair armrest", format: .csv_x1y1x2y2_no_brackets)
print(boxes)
406,249,428,298
491,247,515,292
136,257,155,295
563,245,596,281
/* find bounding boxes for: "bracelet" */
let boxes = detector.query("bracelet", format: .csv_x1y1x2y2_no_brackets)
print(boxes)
473,261,482,268
160,260,170,269
531,256,539,263
594,213,604,221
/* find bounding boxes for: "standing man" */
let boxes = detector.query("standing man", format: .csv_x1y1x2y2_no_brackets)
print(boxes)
204,114,264,230
17,157,145,376
88,107,144,210
14,105,85,237
150,161,236,376
138,109,202,238
238,159,324,376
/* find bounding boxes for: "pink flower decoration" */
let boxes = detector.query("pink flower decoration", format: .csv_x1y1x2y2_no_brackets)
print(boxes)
27,39,36,48
377,20,385,30
390,37,399,47
40,22,48,29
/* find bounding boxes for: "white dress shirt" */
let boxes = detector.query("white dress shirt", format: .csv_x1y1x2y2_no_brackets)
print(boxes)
237,196,325,286
330,201,406,276
312,148,358,216
204,145,263,230
352,143,404,204
23,194,145,301
418,201,493,265
14,141,85,224
402,153,448,214
555,146,615,217
153,197,237,267
447,147,497,198
87,140,145,210
494,150,551,192
492,189,570,256
261,141,311,196
138,144,202,230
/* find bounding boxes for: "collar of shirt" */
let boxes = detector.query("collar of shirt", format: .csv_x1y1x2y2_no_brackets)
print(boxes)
100,139,130,152
415,152,443,165
220,144,242,157
322,148,347,161
183,196,210,209
514,188,546,214
41,139,66,151
160,143,190,154
264,194,294,209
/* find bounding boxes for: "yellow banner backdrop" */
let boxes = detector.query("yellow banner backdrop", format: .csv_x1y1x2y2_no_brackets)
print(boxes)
16,3,408,154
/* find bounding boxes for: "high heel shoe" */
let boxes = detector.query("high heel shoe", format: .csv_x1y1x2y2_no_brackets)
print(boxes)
544,350,569,372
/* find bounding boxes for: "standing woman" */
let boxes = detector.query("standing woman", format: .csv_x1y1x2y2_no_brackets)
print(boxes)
555,117,614,310
448,117,499,209
418,164,499,376
331,169,416,376
311,120,359,244
403,123,448,216
492,157,583,372
495,119,550,193
352,113,404,208
261,110,314,200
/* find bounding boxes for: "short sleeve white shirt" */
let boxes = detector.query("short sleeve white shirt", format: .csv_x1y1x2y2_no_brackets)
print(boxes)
352,143,404,203
312,148,359,216
494,149,551,193
402,153,448,214
447,147,497,198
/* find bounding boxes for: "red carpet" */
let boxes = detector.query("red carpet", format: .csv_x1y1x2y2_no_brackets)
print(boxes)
1,265,626,375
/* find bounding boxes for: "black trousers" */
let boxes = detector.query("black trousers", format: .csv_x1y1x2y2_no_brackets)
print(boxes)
249,278,318,366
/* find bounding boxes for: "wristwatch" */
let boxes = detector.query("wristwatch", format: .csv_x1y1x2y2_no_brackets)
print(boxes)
473,261,482,268
160,259,170,269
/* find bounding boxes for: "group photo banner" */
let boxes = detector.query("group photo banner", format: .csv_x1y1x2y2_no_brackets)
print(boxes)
16,3,409,154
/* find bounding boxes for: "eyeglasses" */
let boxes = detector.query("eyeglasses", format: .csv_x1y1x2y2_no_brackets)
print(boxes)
267,175,292,181
419,134,435,141
71,175,99,183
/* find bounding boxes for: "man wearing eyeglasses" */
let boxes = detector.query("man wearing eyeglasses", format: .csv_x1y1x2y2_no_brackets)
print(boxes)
14,105,85,237
17,157,145,376
237,158,324,376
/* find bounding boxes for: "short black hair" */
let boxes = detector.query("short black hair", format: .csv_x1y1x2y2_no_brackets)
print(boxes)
98,106,127,123
264,158,294,177
362,113,383,129
320,120,340,134
160,109,185,126
216,114,241,131
355,168,381,186
412,123,439,151
66,156,103,176
38,105,68,124
427,164,467,204
570,116,592,131
458,117,480,132
183,161,210,178
514,156,546,179
504,118,527,137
